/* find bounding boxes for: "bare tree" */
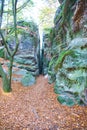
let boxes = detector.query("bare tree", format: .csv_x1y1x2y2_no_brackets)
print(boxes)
0,0,31,92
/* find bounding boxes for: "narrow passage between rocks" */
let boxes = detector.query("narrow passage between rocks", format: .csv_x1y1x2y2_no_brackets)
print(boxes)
0,76,87,130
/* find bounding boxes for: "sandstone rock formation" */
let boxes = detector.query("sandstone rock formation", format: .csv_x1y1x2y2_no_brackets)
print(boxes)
48,0,87,106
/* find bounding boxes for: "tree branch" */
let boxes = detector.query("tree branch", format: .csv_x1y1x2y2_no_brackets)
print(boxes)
11,0,19,57
0,0,32,14
0,0,11,56
0,0,5,27
0,32,12,56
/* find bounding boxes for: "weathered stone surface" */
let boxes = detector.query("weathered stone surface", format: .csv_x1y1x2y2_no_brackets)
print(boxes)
9,21,40,77
21,73,36,87
47,0,87,106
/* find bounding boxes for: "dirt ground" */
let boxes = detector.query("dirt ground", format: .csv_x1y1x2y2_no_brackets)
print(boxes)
0,75,87,130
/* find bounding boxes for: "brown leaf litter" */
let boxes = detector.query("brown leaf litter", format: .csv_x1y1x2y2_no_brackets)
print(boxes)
0,75,87,130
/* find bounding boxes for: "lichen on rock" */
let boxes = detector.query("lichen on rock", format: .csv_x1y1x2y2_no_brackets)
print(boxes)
48,0,87,106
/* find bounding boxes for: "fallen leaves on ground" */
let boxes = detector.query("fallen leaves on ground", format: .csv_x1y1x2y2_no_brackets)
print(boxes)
0,75,87,130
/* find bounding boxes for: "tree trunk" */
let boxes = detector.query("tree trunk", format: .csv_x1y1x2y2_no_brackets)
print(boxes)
0,63,11,92
8,57,14,89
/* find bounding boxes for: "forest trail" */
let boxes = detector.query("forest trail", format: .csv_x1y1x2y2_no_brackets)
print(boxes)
0,75,87,130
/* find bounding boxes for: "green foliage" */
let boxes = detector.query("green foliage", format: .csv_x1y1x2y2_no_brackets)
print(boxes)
39,0,58,29
17,20,38,32
2,0,33,15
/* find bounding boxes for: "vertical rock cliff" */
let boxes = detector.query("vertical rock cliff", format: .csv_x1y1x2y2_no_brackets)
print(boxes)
48,0,87,106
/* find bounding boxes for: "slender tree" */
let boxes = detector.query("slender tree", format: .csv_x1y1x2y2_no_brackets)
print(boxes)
0,0,32,92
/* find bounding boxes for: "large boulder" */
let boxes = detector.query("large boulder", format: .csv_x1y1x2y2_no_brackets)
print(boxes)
21,73,36,87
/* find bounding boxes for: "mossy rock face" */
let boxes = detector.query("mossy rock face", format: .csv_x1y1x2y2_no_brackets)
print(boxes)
7,20,40,77
21,73,36,87
44,0,87,106
57,95,75,106
54,48,87,106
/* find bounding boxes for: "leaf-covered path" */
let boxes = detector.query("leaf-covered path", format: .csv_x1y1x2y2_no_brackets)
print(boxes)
0,75,87,130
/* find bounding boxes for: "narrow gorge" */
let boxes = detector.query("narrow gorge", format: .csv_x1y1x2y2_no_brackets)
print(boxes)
43,0,87,106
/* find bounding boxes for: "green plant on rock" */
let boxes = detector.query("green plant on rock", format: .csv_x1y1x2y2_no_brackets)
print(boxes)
54,49,73,71
48,0,87,106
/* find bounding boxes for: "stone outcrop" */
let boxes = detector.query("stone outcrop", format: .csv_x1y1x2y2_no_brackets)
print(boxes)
42,29,52,75
0,20,40,86
8,21,40,77
48,0,87,106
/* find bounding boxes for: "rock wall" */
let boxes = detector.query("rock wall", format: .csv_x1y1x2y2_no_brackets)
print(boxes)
9,21,40,77
48,0,87,106
0,21,40,78
42,29,52,75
